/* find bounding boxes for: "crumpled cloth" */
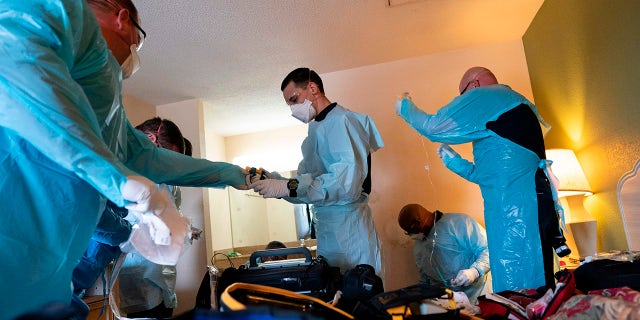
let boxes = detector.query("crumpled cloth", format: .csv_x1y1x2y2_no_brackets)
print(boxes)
548,287,640,320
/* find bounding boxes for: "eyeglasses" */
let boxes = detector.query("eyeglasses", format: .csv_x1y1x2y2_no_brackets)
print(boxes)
129,16,146,51
460,79,478,95
103,0,146,51
403,221,422,236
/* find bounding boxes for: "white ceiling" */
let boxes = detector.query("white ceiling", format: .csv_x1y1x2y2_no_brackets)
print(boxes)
124,0,544,136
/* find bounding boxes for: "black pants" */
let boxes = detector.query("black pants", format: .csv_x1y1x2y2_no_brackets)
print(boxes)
535,168,565,289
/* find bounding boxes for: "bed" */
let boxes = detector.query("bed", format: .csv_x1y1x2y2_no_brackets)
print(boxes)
545,159,640,319
617,158,640,250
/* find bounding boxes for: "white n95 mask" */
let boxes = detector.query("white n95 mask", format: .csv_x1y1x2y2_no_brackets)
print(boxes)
121,44,141,79
409,233,425,241
290,99,316,123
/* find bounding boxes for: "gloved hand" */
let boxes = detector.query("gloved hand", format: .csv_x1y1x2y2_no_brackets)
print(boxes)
123,206,190,265
243,167,285,186
395,92,411,115
250,179,289,198
395,98,403,115
122,176,171,215
451,268,480,287
437,144,460,165
262,169,284,180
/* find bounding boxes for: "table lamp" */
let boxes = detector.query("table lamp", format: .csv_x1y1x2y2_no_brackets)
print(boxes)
546,148,596,260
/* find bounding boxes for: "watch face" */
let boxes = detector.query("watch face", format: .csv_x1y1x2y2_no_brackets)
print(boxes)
288,179,298,190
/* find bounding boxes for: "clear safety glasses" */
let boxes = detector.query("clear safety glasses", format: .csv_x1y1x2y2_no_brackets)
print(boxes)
129,17,146,51
460,79,478,95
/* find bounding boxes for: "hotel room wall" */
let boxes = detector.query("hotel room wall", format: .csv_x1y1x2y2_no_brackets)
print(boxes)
156,100,210,315
523,0,640,251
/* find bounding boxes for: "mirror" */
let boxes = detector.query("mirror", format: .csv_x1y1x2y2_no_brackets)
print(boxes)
228,170,314,248
220,124,309,249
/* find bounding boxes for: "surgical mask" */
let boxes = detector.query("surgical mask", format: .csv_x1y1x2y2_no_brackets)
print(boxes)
409,233,425,241
290,99,316,123
120,44,141,79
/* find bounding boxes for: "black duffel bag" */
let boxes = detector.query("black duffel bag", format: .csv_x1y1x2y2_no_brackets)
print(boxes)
215,247,340,304
574,258,640,293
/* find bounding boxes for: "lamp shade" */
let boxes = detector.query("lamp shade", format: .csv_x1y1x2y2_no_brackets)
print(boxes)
546,149,592,197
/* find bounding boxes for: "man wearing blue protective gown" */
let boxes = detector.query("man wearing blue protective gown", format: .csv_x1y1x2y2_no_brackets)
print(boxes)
250,68,384,275
396,67,566,292
0,1,246,318
398,204,490,304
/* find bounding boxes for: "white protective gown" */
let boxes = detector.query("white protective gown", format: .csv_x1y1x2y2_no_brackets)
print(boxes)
285,104,384,274
413,213,490,303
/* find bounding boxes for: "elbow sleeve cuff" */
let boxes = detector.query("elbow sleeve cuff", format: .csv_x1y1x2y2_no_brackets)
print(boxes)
471,263,486,278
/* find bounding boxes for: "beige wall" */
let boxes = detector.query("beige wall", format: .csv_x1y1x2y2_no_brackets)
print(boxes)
156,100,207,315
122,94,155,127
523,0,640,252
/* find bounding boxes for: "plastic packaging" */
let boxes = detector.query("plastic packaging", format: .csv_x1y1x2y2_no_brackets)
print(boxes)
526,282,565,319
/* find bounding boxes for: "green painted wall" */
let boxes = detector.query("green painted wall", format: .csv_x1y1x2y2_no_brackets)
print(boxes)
523,0,640,251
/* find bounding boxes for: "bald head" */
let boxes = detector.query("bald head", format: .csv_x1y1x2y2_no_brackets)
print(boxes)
398,203,435,235
459,67,498,94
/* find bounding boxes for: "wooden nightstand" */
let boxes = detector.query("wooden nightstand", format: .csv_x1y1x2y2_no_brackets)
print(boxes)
83,295,113,320
82,262,119,320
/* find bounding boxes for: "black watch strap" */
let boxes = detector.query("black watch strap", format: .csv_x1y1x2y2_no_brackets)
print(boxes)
287,178,299,197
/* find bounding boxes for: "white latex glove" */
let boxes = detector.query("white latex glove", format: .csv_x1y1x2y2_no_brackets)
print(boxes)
262,169,284,180
395,93,411,115
451,268,480,287
122,176,171,215
395,98,403,115
437,144,459,164
250,179,289,198
121,186,191,265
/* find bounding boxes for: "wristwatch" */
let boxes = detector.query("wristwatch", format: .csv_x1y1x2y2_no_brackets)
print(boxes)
287,178,299,197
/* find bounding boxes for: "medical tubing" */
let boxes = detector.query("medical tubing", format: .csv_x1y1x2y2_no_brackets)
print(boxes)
209,265,219,310
539,160,567,232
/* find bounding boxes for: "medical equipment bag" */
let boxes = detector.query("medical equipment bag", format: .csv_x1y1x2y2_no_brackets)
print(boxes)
350,284,469,319
215,247,340,304
477,269,575,320
574,258,640,293
220,282,353,319
336,264,384,313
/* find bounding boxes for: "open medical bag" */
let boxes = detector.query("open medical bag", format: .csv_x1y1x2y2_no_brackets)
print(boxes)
215,247,340,305
349,284,476,319
477,269,575,320
219,282,354,320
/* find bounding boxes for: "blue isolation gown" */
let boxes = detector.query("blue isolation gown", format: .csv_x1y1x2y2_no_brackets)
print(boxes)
413,213,490,304
0,1,243,318
398,85,548,292
284,104,384,274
